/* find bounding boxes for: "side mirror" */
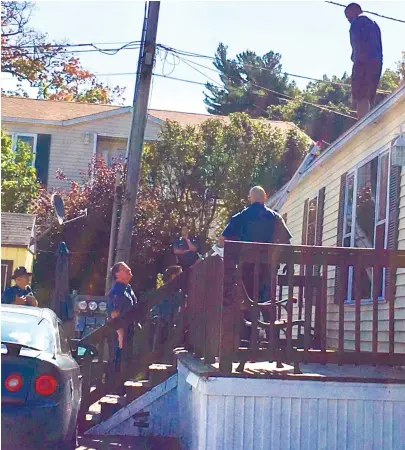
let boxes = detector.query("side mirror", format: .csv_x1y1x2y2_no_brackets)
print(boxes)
78,344,98,357
70,340,98,358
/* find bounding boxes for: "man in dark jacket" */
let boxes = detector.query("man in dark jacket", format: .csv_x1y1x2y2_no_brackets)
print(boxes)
221,186,291,340
345,3,382,119
108,262,137,374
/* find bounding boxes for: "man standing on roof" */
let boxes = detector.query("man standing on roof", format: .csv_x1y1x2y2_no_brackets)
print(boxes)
345,3,382,119
1,267,38,307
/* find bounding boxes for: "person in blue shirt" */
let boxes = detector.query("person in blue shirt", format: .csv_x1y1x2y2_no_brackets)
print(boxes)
221,186,291,340
172,226,198,270
345,3,382,119
108,262,137,375
2,267,38,307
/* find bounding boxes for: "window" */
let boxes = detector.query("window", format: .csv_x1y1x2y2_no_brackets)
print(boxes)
101,149,126,167
306,196,318,245
1,311,55,354
10,133,38,166
58,324,72,355
1,260,13,292
342,152,390,302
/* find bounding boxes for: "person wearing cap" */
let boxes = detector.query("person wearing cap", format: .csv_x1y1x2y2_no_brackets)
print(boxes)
1,267,39,307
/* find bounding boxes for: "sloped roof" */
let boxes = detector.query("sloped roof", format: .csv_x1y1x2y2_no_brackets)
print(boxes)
1,96,301,132
1,212,36,248
1,96,121,121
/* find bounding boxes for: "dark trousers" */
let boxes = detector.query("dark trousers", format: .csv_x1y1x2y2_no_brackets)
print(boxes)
113,325,134,373
240,263,272,342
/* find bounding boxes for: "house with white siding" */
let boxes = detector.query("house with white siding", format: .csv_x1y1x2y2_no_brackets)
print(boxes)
1,96,300,190
268,83,405,353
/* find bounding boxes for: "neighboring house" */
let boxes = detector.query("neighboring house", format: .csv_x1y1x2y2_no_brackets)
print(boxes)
1,212,36,292
1,96,302,190
268,83,405,353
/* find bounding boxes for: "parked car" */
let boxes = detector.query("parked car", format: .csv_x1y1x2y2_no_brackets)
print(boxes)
1,305,82,449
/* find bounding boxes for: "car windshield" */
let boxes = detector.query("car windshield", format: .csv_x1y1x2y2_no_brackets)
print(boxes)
1,311,55,354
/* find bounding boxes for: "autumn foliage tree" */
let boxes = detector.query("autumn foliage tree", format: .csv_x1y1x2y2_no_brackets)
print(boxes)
1,1,125,103
30,157,168,303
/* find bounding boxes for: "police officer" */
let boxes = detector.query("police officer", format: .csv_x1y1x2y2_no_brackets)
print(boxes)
2,267,38,307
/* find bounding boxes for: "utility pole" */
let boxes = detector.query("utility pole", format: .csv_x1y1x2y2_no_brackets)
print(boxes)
115,1,160,263
105,173,122,294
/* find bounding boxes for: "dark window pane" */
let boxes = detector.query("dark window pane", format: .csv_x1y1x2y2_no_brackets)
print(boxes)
345,174,355,235
378,154,389,222
306,197,317,245
343,236,351,247
355,158,378,249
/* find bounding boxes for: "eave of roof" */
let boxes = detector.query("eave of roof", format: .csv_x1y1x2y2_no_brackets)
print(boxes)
270,83,405,211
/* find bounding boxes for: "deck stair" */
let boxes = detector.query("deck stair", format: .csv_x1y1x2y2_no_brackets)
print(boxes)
83,363,176,431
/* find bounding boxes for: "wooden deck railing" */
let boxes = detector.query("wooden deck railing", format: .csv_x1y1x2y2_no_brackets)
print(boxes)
74,269,190,427
219,242,405,373
74,241,405,426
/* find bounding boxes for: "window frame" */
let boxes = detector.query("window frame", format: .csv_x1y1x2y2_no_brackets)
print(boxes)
9,132,38,167
341,147,391,303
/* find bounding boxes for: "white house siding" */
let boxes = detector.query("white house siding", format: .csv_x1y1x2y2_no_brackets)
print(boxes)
279,100,405,353
177,359,405,450
3,114,162,189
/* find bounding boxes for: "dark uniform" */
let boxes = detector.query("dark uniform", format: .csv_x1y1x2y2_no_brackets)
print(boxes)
172,237,198,270
222,202,292,338
2,285,35,305
108,282,137,373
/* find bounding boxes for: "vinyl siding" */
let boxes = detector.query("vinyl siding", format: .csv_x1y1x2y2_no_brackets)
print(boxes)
279,101,405,353
3,113,162,189
1,246,34,275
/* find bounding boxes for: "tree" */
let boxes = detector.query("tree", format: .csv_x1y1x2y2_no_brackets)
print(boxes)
204,43,298,117
145,113,311,238
30,157,166,303
206,42,404,143
1,130,38,213
31,115,310,301
1,1,125,103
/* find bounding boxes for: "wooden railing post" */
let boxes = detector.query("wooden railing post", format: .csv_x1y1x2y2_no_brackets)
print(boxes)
219,242,240,373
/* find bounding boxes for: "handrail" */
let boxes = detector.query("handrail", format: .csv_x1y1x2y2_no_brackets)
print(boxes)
218,241,405,373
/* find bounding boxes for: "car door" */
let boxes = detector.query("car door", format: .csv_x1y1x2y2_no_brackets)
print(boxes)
57,323,82,421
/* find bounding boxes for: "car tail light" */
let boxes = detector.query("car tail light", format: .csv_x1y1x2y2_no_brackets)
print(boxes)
5,373,23,392
34,375,57,396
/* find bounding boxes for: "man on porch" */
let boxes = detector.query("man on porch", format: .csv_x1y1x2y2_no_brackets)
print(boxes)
108,262,137,377
220,186,291,338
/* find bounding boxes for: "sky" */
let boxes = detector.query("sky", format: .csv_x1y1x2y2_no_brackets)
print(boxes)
2,0,405,114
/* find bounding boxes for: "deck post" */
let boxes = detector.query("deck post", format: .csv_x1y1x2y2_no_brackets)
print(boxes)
219,241,240,373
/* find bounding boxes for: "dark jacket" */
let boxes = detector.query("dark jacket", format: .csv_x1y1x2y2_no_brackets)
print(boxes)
350,15,382,63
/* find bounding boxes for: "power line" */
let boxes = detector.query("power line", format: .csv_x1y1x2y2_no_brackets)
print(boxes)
162,45,392,95
325,1,405,24
175,54,357,120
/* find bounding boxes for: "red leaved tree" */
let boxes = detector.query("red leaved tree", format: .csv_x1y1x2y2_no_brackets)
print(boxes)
30,157,170,304
1,1,125,103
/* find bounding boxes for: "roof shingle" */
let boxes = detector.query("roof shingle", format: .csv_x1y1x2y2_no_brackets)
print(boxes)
1,96,299,132
1,212,36,248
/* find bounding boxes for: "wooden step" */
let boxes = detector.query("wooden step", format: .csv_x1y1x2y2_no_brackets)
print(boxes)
148,364,176,387
99,394,126,422
124,379,151,403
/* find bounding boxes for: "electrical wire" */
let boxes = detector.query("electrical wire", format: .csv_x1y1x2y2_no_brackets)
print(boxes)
167,46,391,95
176,54,357,120
325,1,405,24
